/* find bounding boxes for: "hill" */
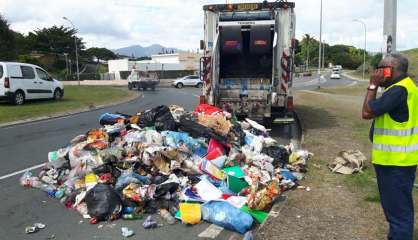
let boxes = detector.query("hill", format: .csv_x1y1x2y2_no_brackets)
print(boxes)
113,44,179,57
402,48,418,78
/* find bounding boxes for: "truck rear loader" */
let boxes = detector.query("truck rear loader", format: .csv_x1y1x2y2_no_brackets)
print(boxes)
200,1,298,131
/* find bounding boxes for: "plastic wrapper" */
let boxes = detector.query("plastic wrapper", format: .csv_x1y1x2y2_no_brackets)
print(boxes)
247,180,280,211
201,201,253,234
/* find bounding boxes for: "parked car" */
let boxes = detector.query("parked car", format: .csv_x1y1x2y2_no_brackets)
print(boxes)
330,71,341,79
0,62,64,105
172,75,203,88
127,71,160,91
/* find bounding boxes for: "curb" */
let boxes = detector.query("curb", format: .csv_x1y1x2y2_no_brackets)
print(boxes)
0,92,142,129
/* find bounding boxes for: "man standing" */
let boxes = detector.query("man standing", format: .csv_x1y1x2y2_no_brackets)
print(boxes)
362,53,417,240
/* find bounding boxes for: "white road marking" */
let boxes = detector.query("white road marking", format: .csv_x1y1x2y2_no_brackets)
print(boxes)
198,224,224,239
0,163,45,181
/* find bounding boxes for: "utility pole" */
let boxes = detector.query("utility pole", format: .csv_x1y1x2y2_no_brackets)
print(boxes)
353,19,367,81
322,40,325,69
63,17,80,85
318,0,323,89
383,0,397,55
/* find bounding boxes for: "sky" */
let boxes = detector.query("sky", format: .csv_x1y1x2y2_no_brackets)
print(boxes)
1,0,417,52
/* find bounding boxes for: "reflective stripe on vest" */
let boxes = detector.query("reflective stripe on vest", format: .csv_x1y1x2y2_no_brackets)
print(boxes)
374,126,418,136
372,77,418,166
373,143,418,153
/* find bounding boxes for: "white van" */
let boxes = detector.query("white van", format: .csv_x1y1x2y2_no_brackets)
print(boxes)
0,62,64,105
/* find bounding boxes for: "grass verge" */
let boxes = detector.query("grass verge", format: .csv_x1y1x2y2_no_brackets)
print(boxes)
0,86,135,124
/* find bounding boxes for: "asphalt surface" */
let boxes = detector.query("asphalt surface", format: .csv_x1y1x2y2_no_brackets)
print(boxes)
0,74,355,240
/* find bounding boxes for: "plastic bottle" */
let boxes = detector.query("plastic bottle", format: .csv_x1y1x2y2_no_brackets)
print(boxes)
159,209,175,225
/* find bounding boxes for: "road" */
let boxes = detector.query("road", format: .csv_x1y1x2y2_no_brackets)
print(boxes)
0,74,355,240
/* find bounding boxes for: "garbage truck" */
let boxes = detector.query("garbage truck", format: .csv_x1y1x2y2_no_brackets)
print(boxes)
200,1,298,128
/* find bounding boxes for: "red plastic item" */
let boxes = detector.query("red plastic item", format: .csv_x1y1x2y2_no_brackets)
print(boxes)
89,218,98,224
206,139,225,160
194,104,223,115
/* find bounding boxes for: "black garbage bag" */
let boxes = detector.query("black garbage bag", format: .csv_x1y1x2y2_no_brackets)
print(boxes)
139,105,177,131
261,146,289,168
154,182,180,198
178,115,227,145
93,164,121,178
85,184,122,221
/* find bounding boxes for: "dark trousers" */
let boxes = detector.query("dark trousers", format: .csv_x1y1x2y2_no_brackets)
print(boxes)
374,164,417,240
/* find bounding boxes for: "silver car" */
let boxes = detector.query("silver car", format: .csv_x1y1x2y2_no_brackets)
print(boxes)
172,75,203,88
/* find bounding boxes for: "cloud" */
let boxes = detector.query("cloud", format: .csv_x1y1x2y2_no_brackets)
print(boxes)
0,0,417,51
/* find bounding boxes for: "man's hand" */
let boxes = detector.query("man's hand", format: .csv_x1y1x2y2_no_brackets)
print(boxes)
370,69,384,86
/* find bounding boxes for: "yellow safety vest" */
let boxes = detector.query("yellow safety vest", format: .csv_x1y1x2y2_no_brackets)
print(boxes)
372,77,418,166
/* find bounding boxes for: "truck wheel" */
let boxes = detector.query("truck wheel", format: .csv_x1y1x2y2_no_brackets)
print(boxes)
128,83,132,90
13,90,25,105
176,83,184,89
196,82,203,88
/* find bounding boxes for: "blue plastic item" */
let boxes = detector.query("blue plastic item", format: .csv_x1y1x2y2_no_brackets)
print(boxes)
115,172,151,191
280,168,296,181
161,131,207,157
201,201,253,234
99,113,126,125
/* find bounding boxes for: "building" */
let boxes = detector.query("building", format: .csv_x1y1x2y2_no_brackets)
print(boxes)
108,52,201,80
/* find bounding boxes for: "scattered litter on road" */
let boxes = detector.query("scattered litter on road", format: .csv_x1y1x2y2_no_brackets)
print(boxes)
20,104,312,235
121,227,135,238
25,223,46,234
329,150,366,174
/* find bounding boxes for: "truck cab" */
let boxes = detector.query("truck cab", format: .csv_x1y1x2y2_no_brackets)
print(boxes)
200,1,296,124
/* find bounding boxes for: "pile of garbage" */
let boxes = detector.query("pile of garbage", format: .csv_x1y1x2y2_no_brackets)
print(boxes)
20,104,312,235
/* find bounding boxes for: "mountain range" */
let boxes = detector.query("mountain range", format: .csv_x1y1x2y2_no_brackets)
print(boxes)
113,44,179,57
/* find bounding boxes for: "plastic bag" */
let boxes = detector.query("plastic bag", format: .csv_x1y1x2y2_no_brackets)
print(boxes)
85,184,122,221
115,171,151,191
201,200,253,234
179,203,201,224
194,104,223,115
161,131,207,157
99,113,126,126
261,146,289,168
139,105,176,131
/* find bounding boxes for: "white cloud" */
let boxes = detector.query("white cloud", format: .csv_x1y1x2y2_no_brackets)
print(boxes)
0,0,416,51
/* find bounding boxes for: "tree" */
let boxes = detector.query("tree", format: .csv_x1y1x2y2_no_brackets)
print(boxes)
83,47,117,62
0,14,17,60
370,53,383,69
29,25,84,55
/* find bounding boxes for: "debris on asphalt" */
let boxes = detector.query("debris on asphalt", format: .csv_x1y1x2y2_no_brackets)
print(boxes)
20,103,312,235
25,223,46,234
121,227,135,238
328,150,366,174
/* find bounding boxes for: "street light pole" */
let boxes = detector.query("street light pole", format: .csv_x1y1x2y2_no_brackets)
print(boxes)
318,0,323,89
63,17,80,85
353,19,367,81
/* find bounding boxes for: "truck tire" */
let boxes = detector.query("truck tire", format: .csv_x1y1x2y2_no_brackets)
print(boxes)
13,90,25,105
176,83,184,89
128,83,132,90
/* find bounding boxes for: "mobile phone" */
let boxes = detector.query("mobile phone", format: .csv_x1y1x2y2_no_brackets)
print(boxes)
383,67,392,78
